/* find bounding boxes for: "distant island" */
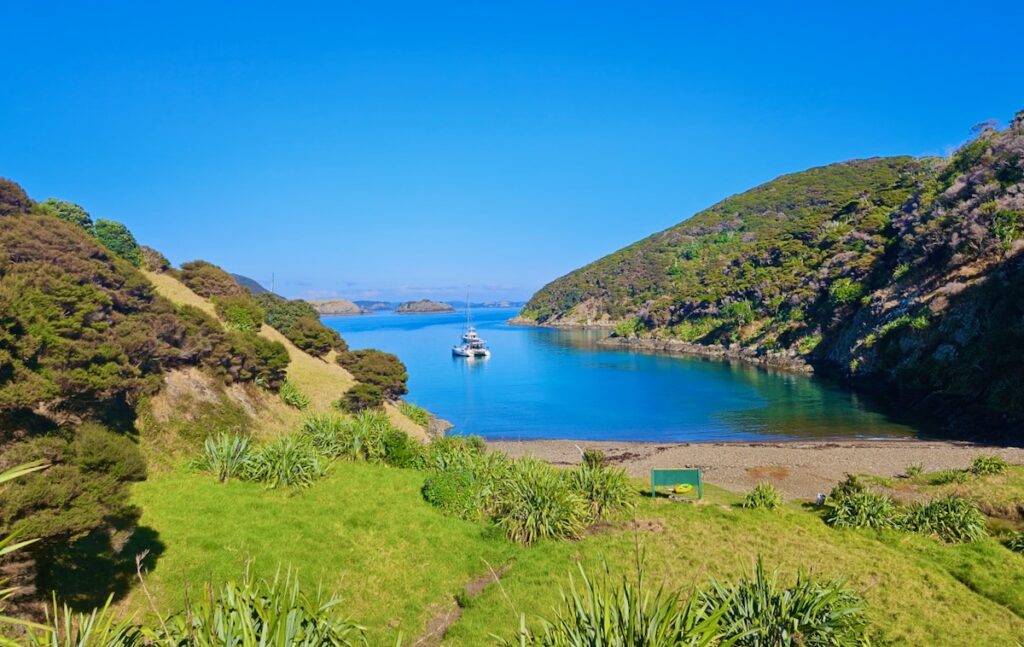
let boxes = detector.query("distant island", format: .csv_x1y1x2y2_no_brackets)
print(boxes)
394,299,456,314
309,298,368,315
354,300,393,311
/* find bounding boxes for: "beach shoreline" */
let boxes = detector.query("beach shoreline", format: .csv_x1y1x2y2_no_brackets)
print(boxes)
487,437,1024,500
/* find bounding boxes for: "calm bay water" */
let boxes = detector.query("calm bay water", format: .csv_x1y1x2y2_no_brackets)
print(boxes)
324,308,925,442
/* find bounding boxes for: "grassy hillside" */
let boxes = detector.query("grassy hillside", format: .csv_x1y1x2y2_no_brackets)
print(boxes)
519,112,1024,423
120,457,1024,646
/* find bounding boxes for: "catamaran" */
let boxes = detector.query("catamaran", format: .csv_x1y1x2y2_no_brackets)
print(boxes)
452,299,491,357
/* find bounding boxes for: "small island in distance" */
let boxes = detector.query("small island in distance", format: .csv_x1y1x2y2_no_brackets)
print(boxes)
394,299,456,314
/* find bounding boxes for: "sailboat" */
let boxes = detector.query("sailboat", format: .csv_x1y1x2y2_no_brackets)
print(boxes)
452,296,491,358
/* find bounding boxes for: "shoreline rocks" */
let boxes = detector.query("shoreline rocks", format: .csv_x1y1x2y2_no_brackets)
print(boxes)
599,336,813,373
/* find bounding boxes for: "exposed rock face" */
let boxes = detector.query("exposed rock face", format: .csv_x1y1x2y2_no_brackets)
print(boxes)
309,298,368,315
395,299,456,313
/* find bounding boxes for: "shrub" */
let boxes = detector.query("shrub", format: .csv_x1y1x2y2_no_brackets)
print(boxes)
399,401,430,427
568,464,632,518
191,433,252,482
502,563,724,646
1006,532,1024,554
213,294,264,332
829,473,866,499
140,245,170,272
245,437,326,489
179,260,247,298
701,559,868,646
828,277,864,306
422,468,485,522
493,459,589,544
931,469,969,485
824,491,898,529
970,454,1009,476
92,219,143,266
0,177,33,216
336,349,408,399
153,569,366,646
337,411,390,462
288,316,346,357
427,435,486,471
38,197,93,230
280,380,311,409
741,483,783,510
300,413,349,457
581,448,606,469
338,383,384,412
382,428,426,469
899,496,986,543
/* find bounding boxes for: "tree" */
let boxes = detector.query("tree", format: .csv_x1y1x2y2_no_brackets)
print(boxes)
140,245,171,272
287,316,346,357
39,198,93,230
336,349,408,399
339,383,384,411
92,219,144,267
179,260,247,298
0,177,32,217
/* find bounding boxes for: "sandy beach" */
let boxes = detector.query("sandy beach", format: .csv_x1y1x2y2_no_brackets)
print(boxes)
487,438,1024,499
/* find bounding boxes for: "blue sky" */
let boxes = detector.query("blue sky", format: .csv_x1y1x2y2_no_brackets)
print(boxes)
2,2,1022,301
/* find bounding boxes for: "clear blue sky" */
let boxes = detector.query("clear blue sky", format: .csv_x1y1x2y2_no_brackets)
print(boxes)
3,2,1021,301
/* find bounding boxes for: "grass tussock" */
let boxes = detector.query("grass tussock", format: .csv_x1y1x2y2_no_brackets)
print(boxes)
740,483,783,510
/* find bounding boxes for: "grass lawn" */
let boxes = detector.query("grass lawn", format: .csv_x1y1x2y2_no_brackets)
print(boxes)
125,462,516,645
125,460,1024,646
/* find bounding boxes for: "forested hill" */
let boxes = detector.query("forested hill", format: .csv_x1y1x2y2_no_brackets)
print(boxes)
518,111,1024,423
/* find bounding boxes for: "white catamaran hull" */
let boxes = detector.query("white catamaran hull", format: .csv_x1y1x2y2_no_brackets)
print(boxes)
452,345,490,357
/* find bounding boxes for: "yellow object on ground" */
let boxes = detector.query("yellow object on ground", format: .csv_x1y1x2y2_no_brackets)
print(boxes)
673,483,693,494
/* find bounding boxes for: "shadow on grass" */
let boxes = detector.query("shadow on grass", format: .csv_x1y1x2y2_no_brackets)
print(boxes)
36,525,165,611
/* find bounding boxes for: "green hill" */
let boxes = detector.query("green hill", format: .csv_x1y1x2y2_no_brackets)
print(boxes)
519,111,1024,425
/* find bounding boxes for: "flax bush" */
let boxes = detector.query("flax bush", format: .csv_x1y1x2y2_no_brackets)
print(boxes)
191,433,252,483
741,483,783,510
899,496,986,543
970,454,1009,476
245,437,326,489
825,491,898,529
493,459,589,544
567,463,631,518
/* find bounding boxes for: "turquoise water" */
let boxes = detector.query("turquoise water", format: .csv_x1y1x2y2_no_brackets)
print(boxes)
324,308,926,442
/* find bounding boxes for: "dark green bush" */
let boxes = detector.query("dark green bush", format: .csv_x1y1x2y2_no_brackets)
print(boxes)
701,559,868,646
383,428,426,469
741,483,783,510
338,383,385,412
39,197,92,230
0,177,33,216
256,294,348,356
92,219,143,266
213,294,265,332
899,496,986,543
422,469,484,522
336,350,408,399
825,491,898,529
829,473,866,499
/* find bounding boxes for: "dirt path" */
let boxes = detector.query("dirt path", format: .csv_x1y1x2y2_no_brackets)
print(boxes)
488,439,1024,500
